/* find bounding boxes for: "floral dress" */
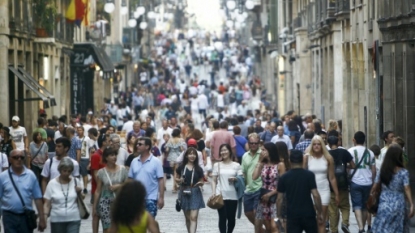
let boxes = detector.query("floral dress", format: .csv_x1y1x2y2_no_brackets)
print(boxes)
166,139,186,163
256,164,279,220
372,168,409,233
97,166,128,229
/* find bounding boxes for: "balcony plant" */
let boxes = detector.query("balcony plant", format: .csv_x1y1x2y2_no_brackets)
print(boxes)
33,0,57,37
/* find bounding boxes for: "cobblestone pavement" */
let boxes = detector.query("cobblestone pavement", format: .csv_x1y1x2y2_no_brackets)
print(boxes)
39,177,415,233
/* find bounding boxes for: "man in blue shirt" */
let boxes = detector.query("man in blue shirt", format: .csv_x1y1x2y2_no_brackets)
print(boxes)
0,149,46,232
129,137,165,217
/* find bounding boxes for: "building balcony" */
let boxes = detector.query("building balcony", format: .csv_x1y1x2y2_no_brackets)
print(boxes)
335,0,350,19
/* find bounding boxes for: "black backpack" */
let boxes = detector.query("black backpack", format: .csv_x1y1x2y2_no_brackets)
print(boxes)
331,150,348,190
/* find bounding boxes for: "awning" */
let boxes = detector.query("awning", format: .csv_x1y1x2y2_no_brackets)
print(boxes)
72,43,115,72
9,66,57,108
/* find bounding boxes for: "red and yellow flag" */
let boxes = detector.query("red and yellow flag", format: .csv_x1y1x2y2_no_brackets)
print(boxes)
66,0,87,27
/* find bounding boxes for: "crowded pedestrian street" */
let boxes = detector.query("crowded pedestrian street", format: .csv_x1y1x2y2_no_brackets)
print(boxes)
1,0,415,233
35,178,366,233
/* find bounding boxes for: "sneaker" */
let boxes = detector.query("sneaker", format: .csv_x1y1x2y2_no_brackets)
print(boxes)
341,224,350,233
367,225,372,233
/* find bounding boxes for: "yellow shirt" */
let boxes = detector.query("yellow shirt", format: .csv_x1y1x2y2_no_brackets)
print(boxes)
118,212,148,233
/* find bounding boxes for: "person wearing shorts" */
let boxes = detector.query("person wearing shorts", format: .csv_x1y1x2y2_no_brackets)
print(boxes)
348,131,376,233
241,133,262,227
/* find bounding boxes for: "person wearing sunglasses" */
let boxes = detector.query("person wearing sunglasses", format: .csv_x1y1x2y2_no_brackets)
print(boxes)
128,137,165,218
241,133,263,231
0,149,46,232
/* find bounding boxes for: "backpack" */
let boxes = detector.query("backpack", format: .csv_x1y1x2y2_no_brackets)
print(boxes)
333,152,348,190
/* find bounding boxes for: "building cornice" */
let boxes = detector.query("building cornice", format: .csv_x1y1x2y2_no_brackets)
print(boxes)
378,14,415,43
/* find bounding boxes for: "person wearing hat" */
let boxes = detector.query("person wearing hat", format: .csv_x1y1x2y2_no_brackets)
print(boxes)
277,149,323,233
9,116,28,152
176,138,204,171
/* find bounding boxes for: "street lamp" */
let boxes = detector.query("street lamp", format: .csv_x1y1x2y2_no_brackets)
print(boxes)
137,5,146,15
245,0,255,10
140,13,148,29
104,0,115,13
128,12,137,27
226,0,236,10
140,21,148,29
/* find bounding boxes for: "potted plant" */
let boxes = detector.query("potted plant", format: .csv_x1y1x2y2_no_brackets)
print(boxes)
33,0,57,37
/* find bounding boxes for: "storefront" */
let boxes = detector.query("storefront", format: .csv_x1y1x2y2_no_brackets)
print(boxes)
70,43,114,115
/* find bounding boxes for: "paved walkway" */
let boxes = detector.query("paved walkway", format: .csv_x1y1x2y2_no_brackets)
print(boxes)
39,177,415,233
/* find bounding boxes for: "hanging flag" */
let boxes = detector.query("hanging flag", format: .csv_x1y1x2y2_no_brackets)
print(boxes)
82,0,89,26
66,0,86,27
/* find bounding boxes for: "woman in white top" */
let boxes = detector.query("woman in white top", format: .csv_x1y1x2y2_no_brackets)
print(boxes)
43,157,83,233
211,144,242,233
303,135,339,233
217,91,225,110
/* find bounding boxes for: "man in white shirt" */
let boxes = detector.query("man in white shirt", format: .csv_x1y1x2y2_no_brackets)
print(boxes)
157,120,173,150
271,126,293,149
110,134,129,166
121,115,134,133
237,101,249,116
197,93,209,119
9,116,28,151
41,137,80,194
347,131,376,233
54,122,66,142
76,126,94,194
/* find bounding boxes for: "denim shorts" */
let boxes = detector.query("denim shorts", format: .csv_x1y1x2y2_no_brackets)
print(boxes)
243,190,261,212
350,182,372,211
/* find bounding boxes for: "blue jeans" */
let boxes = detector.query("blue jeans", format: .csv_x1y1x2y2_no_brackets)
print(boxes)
350,182,372,211
51,221,81,233
3,210,32,233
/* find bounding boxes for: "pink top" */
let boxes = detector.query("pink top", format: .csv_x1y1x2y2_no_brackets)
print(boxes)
210,129,236,160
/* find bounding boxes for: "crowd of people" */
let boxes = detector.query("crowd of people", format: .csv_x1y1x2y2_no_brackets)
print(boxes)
0,29,412,233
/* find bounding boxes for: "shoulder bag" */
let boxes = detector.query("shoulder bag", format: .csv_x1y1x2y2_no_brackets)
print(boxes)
367,182,381,214
348,149,369,184
31,142,45,162
8,169,38,230
75,178,90,219
207,163,224,209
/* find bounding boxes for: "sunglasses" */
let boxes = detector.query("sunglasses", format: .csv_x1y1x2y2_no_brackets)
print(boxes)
249,142,259,145
11,156,25,160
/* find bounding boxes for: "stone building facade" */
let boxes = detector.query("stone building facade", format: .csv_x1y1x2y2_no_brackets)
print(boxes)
0,0,73,130
279,0,415,212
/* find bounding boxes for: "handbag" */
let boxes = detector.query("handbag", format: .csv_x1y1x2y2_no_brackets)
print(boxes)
8,169,37,230
260,188,277,203
75,178,90,219
207,163,224,209
367,183,381,214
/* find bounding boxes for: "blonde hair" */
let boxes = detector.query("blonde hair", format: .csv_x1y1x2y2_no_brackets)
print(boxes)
327,119,338,132
307,135,332,163
248,132,260,140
